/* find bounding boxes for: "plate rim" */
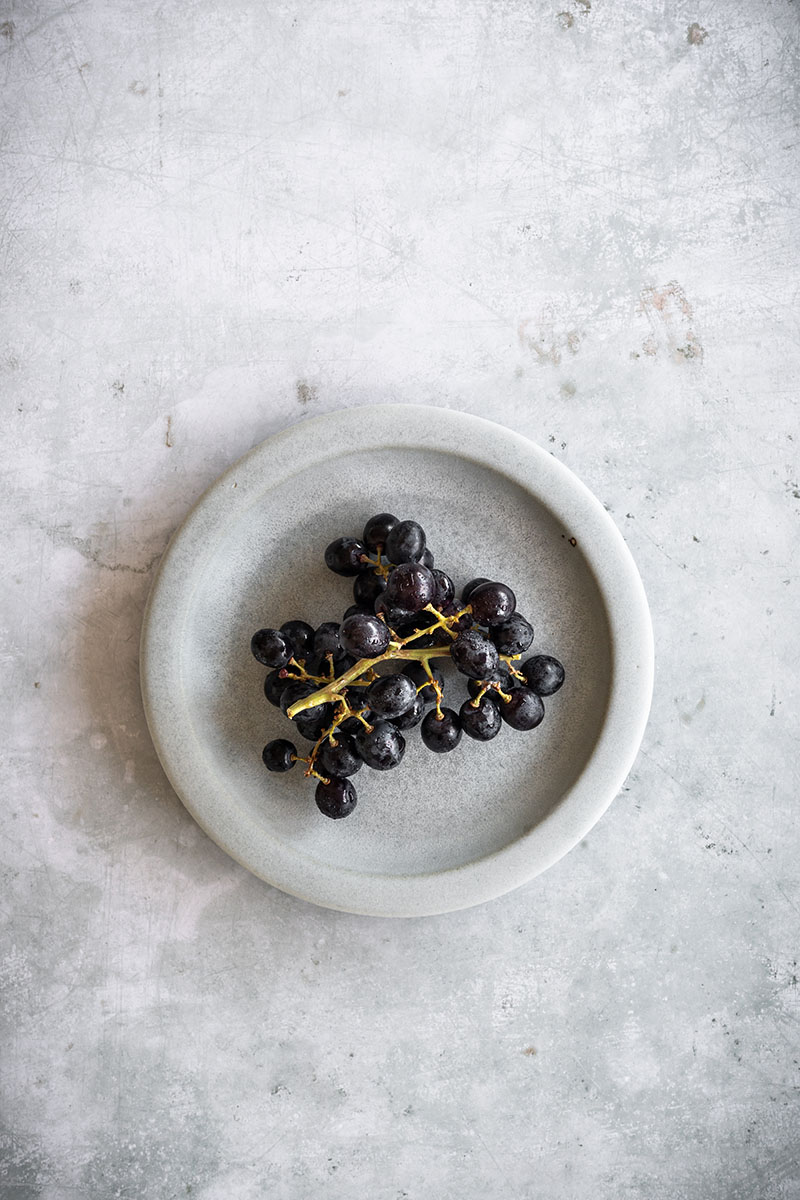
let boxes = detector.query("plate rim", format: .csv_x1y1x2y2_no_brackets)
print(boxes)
140,405,654,917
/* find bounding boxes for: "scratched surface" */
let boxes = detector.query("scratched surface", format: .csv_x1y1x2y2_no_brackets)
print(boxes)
2,1,799,1196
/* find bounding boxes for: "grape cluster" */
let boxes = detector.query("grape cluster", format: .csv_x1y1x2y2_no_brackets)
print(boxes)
252,513,565,819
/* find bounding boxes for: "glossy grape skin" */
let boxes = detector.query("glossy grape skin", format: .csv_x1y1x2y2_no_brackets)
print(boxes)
362,512,398,552
280,620,315,659
419,547,435,570
385,519,426,564
420,707,462,753
355,721,405,770
279,681,316,716
262,738,297,771
374,593,414,629
340,613,391,659
459,694,502,741
489,613,534,657
450,629,500,680
342,603,371,621
315,776,358,819
431,569,455,609
402,661,444,704
339,714,368,738
468,581,516,625
313,622,343,660
264,670,291,708
316,733,363,778
498,687,545,730
461,577,490,603
385,563,435,613
251,628,294,668
467,664,512,700
522,654,566,696
294,702,335,741
353,571,386,609
389,693,425,730
365,673,417,719
324,536,370,576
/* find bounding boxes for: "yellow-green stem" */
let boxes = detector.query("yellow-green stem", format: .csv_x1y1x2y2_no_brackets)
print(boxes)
286,645,452,718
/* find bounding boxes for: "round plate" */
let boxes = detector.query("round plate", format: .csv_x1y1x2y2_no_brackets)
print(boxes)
140,406,653,916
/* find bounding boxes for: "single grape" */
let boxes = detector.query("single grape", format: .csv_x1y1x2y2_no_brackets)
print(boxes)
522,654,566,696
362,512,398,552
419,547,435,570
466,664,512,699
342,603,371,621
459,694,502,741
498,687,545,730
316,733,363,778
450,629,500,680
355,721,406,770
338,714,367,737
431,569,455,609
385,563,435,612
489,613,534,656
468,581,516,625
420,707,462,753
365,673,417,719
389,693,425,729
402,661,444,704
264,669,291,708
340,612,392,658
262,739,297,771
313,622,343,660
315,776,358,819
279,681,316,716
385,519,426,564
251,628,294,669
374,593,414,629
324,536,371,576
353,572,386,609
294,702,335,741
279,620,314,659
461,577,490,603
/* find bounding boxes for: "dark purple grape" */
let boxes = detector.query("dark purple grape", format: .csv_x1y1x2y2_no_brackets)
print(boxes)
365,673,416,719
355,721,405,770
294,702,335,741
385,563,435,613
450,629,500,680
467,664,512,699
362,512,398,552
324,536,370,576
522,655,565,696
316,733,362,778
402,661,444,704
498,687,545,730
374,593,414,629
420,707,462,753
431,569,455,609
459,694,502,741
264,670,291,708
468,581,516,625
340,613,391,658
461,577,490,603
389,693,425,729
353,572,386,609
315,776,357,819
385,520,426,564
262,739,297,771
279,681,316,716
279,620,314,659
489,613,534,657
343,603,371,621
251,628,294,669
419,547,435,570
313,622,343,659
339,714,367,737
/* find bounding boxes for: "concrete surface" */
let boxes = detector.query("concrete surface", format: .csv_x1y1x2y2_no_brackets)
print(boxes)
2,0,799,1196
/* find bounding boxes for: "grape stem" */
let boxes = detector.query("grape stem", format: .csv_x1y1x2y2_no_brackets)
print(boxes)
286,645,453,719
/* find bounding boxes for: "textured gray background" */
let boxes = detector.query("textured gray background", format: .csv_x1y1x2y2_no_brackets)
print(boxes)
2,1,799,1197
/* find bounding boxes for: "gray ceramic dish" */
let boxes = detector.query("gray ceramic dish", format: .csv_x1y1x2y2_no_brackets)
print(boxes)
140,406,653,916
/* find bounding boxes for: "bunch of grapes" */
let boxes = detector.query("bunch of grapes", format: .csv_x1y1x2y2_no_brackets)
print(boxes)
252,513,565,819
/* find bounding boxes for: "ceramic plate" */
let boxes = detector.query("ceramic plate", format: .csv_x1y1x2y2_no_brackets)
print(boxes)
140,406,653,916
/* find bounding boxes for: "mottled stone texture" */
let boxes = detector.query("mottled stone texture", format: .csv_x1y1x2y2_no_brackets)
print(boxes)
1,0,798,1197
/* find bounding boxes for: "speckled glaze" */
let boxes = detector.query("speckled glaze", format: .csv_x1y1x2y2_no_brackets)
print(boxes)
140,406,653,915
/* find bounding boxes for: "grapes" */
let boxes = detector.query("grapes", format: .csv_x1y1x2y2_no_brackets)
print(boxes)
340,613,391,659
362,512,398,552
324,536,370,576
253,514,565,820
468,581,516,625
459,694,502,741
251,628,294,669
262,739,297,771
420,707,462,753
365,673,417,719
450,630,500,680
498,687,545,731
386,519,426,564
489,613,534,657
522,654,565,696
356,721,405,770
315,776,357,819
